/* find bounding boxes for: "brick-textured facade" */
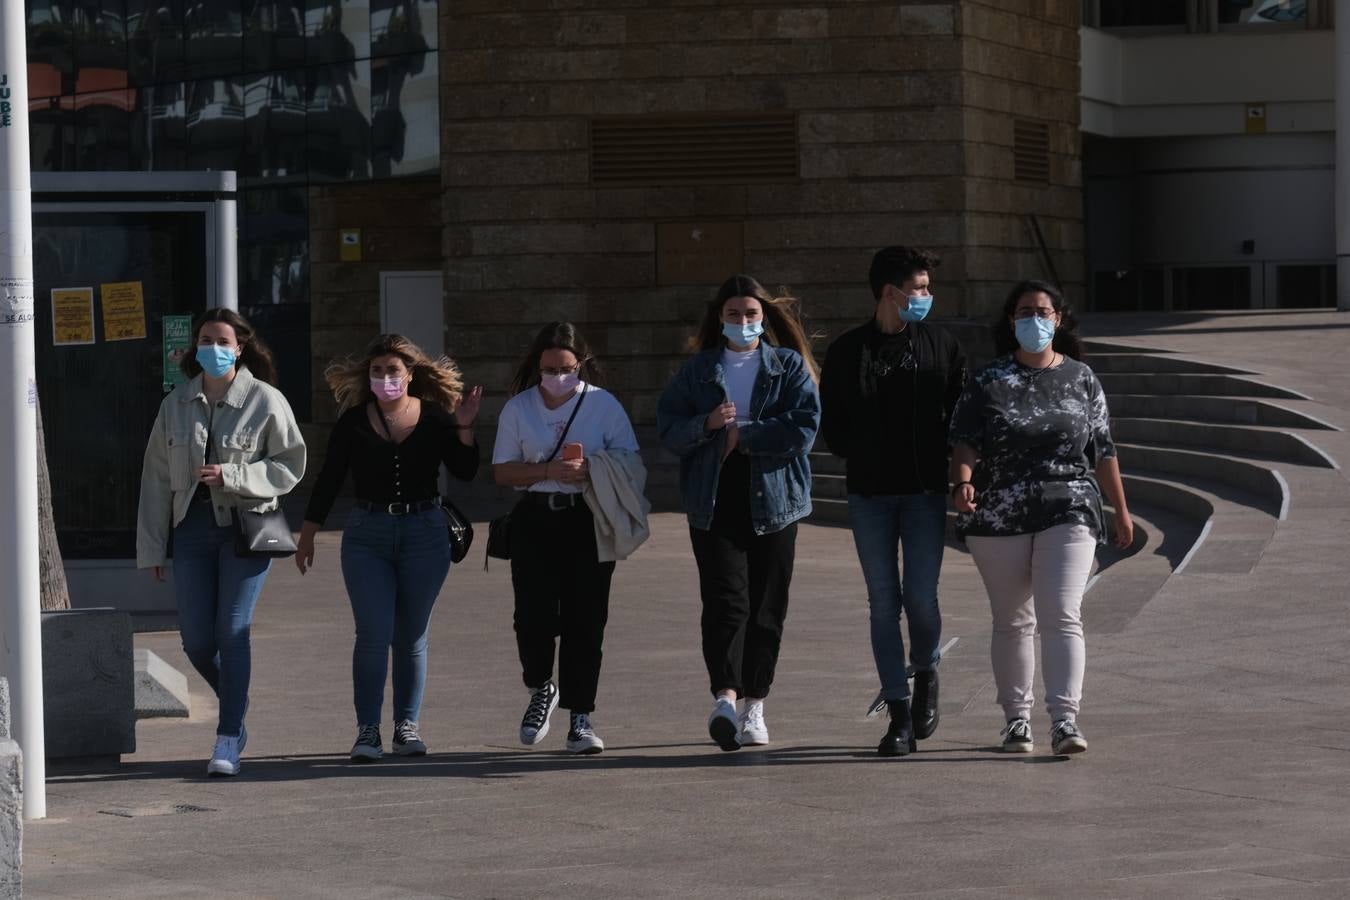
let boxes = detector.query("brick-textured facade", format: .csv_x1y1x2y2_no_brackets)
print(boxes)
435,2,1082,504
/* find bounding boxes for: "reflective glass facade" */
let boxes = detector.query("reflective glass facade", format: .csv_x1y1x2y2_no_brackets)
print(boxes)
26,0,441,418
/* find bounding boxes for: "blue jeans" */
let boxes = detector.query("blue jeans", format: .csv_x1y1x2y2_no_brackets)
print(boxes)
340,506,452,725
172,502,271,736
847,492,947,701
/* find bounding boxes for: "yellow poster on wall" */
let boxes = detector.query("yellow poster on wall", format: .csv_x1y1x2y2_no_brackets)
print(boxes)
51,287,95,346
101,281,147,341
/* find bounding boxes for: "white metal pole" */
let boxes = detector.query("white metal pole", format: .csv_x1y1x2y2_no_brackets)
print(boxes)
1337,0,1350,310
0,0,48,820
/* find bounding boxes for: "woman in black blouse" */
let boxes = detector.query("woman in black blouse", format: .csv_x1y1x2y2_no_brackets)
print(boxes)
949,281,1131,757
298,334,482,762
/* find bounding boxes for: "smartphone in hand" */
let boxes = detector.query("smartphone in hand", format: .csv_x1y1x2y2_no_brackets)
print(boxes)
562,442,584,460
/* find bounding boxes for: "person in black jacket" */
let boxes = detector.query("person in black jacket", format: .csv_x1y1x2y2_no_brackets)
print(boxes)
819,246,966,757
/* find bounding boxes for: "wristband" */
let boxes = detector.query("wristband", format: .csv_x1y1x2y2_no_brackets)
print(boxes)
951,480,974,497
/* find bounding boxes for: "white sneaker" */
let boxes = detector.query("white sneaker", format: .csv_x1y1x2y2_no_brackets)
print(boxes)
708,698,741,751
206,733,242,776
565,713,605,755
739,701,769,746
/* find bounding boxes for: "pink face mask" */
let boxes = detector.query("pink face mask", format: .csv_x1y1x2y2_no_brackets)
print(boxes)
540,373,581,397
370,376,408,401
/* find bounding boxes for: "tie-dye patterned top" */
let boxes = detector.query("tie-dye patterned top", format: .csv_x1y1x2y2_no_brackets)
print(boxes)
948,354,1115,543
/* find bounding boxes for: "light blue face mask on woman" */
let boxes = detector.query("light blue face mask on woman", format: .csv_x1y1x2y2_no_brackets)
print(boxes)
723,320,764,347
1013,316,1057,353
196,344,238,378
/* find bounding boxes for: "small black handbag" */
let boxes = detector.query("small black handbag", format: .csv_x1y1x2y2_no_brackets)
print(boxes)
442,499,474,564
485,389,586,565
235,507,299,558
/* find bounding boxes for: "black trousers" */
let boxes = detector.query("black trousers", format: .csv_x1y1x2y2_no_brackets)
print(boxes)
690,453,798,699
509,497,615,714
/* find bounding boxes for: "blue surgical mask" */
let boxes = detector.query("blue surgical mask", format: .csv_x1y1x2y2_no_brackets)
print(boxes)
196,344,238,378
897,294,933,323
722,320,764,347
1014,316,1057,353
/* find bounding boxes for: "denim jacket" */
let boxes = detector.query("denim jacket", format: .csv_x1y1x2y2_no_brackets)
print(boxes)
136,366,307,567
657,343,820,535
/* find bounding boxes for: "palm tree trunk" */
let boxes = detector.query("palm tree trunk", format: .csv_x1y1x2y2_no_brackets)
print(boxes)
37,398,70,611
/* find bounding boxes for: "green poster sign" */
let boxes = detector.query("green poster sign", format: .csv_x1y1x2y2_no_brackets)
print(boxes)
162,315,193,391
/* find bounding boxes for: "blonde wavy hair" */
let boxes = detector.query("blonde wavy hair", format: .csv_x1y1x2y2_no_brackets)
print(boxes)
325,334,465,413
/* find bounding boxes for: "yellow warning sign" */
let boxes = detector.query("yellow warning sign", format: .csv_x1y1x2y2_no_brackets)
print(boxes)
101,281,147,341
51,287,95,345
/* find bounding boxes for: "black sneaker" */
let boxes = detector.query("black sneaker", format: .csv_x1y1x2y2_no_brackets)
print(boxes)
393,719,427,756
878,699,916,757
350,723,383,762
911,668,940,740
999,717,1033,753
1051,719,1087,755
519,681,559,746
565,713,605,755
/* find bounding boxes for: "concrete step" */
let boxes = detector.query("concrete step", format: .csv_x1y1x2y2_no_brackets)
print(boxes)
808,451,846,477
1083,339,1169,355
1110,418,1338,469
1120,472,1278,575
1097,373,1310,400
1084,503,1180,635
1106,394,1338,430
1088,353,1256,376
813,472,848,502
1117,442,1288,518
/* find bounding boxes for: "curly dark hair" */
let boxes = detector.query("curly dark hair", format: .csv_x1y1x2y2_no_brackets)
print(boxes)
992,280,1084,362
868,246,941,300
179,308,277,384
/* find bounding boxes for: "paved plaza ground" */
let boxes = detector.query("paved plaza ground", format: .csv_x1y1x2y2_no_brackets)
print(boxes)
22,311,1350,898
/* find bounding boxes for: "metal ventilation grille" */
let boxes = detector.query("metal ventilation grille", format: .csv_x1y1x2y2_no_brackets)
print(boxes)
1013,119,1051,183
590,113,798,186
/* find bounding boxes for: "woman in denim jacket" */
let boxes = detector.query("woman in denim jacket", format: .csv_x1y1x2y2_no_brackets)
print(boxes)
657,275,821,751
137,308,306,777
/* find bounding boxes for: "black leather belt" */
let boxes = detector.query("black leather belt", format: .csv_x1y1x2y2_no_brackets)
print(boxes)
356,497,441,515
522,491,584,511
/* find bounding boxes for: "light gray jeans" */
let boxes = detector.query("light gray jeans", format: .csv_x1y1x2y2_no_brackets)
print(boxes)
966,523,1097,724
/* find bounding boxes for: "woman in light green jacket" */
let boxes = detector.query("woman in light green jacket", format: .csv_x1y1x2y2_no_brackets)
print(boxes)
136,308,306,777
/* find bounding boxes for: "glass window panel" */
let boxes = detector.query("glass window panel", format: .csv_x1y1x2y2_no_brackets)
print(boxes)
1220,0,1308,24
242,69,307,179
1099,0,1187,26
1171,267,1252,310
28,0,75,80
75,89,134,169
129,82,188,169
72,0,129,88
30,95,77,171
305,0,369,64
239,303,311,419
185,76,245,171
241,186,308,242
243,0,306,72
1276,264,1336,308
127,0,186,87
307,59,370,180
370,0,434,58
371,51,436,178
183,0,245,80
28,62,65,100
242,240,309,304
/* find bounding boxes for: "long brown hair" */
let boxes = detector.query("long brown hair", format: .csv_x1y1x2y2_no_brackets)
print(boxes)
508,322,605,396
325,334,466,413
179,308,277,384
695,275,820,382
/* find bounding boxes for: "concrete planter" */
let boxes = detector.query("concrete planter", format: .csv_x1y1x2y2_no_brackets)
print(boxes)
41,609,136,761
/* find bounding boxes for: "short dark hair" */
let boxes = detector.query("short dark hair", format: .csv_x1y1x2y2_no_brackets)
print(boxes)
868,246,941,300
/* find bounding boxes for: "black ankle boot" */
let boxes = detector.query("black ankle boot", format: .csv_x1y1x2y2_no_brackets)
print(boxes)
911,668,940,740
877,700,916,757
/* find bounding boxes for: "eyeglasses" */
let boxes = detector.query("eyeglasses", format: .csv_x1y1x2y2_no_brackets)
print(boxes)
540,365,581,377
1012,308,1057,320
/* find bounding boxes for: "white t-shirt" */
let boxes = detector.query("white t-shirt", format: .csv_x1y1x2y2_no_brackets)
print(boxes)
491,383,640,493
722,346,758,426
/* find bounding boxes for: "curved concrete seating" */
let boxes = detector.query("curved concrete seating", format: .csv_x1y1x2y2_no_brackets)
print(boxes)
1119,472,1278,576
1110,418,1338,469
1117,442,1288,518
1106,394,1338,430
1097,373,1310,401
1089,353,1256,376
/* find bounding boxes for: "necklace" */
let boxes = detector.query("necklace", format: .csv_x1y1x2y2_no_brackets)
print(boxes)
381,399,415,426
1020,353,1060,380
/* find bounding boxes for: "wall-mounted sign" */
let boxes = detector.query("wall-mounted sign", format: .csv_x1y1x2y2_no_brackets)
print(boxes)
340,228,362,262
162,314,193,391
1245,103,1267,135
101,281,147,341
51,287,95,345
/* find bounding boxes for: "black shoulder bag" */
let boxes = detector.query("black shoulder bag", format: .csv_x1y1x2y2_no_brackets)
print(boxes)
372,402,475,564
206,409,298,559
486,388,586,565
